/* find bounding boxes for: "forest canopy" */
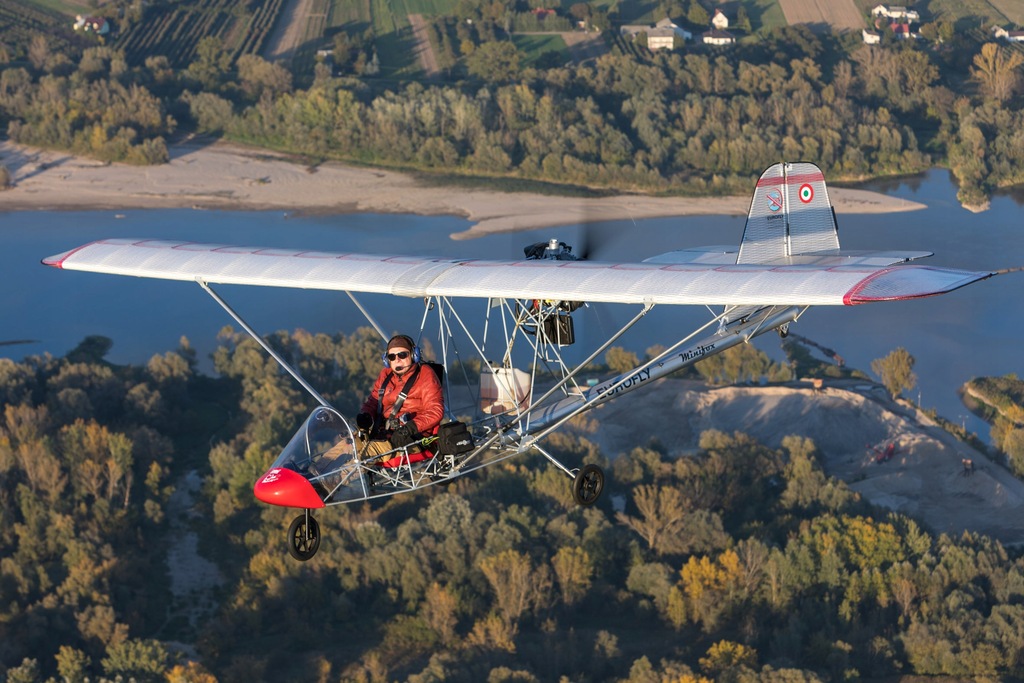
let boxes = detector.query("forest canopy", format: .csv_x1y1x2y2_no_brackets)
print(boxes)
2,11,1024,207
2,330,1024,681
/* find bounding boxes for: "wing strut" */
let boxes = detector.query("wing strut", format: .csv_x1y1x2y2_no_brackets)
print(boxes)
443,301,656,475
526,305,802,444
524,307,732,446
198,280,332,409
516,301,655,433
346,291,388,342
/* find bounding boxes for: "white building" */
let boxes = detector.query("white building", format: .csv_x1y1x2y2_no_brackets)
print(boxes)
702,29,735,46
711,9,729,30
621,18,690,50
993,26,1024,42
870,5,920,23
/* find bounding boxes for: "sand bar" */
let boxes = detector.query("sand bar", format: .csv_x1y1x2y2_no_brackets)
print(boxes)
0,139,924,238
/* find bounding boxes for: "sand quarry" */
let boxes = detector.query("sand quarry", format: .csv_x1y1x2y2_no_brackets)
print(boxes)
590,378,1024,546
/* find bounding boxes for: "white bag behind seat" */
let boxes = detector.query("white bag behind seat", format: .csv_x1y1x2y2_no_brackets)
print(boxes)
480,365,532,416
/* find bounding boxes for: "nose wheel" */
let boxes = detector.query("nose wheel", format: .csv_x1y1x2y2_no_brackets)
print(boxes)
288,511,321,561
571,464,605,506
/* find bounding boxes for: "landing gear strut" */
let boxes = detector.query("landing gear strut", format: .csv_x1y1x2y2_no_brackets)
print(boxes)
535,444,606,507
572,464,605,506
288,510,321,561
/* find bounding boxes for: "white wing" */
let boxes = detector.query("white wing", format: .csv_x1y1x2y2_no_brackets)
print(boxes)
43,238,993,307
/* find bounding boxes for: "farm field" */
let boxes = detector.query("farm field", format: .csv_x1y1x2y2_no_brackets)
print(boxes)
988,0,1024,24
778,0,864,32
512,33,570,66
113,0,287,68
1,0,83,57
21,0,93,16
741,0,789,31
914,0,1015,28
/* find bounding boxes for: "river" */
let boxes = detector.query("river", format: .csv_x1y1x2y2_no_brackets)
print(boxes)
2,169,1021,439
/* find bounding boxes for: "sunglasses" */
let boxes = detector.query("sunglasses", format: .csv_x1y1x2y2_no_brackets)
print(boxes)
387,351,410,361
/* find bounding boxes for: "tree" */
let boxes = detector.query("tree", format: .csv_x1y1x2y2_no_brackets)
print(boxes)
688,2,709,27
616,484,690,555
551,546,592,605
971,43,1023,103
606,346,639,373
871,347,916,399
422,582,459,644
101,638,169,682
479,549,546,627
55,646,91,683
186,37,231,91
699,640,757,678
467,41,520,82
27,34,49,71
236,54,293,101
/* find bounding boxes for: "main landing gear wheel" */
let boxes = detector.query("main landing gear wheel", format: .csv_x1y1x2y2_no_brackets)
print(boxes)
288,512,321,561
572,464,605,506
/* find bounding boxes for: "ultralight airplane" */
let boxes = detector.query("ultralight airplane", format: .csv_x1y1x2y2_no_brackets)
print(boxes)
42,162,1009,560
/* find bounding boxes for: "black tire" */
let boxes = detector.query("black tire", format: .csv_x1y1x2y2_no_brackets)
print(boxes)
287,513,321,561
572,464,604,506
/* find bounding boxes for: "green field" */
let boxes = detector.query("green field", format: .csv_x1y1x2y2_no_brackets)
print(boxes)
327,0,459,29
387,0,461,16
740,0,789,31
21,0,93,16
512,33,570,66
855,0,1015,28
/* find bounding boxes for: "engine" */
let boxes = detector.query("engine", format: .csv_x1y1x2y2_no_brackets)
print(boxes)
520,239,583,345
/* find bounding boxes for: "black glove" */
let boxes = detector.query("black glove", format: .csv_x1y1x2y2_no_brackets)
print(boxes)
390,422,420,449
356,412,373,431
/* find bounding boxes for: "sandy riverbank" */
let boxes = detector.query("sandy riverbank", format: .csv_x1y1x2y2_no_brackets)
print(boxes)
0,139,925,238
590,378,1023,546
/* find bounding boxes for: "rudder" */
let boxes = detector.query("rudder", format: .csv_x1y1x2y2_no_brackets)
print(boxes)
736,162,840,264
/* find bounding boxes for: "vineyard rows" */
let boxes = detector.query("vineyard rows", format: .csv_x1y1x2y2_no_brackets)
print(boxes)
1,0,83,58
114,0,288,68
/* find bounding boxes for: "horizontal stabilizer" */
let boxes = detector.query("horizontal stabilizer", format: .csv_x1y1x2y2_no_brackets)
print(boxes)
643,246,738,265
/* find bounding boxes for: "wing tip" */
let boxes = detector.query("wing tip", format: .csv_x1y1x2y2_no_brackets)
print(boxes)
42,240,112,269
844,267,996,305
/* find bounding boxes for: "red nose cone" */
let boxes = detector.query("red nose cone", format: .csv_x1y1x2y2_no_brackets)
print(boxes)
254,468,325,509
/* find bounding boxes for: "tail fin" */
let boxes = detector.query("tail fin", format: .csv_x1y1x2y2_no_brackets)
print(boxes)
736,162,840,264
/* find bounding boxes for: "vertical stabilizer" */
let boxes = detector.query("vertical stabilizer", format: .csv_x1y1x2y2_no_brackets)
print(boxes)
736,162,840,264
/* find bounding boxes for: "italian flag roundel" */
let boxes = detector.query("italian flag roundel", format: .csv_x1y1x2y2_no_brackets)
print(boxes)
799,183,814,203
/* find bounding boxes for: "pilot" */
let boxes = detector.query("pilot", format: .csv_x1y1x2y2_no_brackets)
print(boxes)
356,334,444,464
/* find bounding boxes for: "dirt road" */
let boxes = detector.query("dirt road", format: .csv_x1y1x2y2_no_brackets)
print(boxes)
263,0,316,65
409,14,440,79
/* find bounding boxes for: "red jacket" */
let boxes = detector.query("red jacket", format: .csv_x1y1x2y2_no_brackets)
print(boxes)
361,364,444,436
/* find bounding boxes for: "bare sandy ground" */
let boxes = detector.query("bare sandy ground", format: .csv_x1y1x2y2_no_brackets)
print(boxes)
0,140,923,239
590,378,1024,545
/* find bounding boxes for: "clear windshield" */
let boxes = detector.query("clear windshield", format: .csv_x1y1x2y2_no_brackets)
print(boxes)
272,406,354,471
270,407,375,503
